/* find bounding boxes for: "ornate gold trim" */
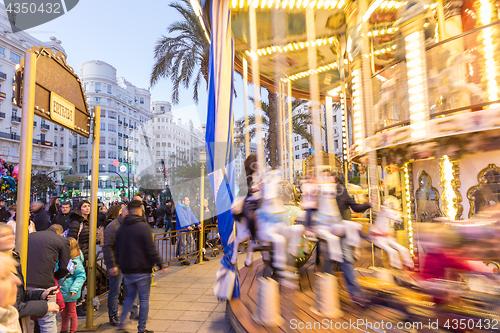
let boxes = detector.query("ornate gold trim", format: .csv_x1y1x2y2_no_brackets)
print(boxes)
439,156,463,220
304,150,343,175
415,170,442,220
467,163,500,218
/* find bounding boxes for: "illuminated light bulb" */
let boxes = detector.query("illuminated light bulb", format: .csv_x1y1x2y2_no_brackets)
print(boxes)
337,0,343,8
380,1,388,8
344,59,348,64
299,42,305,48
394,27,399,31
262,49,267,55
310,0,317,8
257,50,262,56
271,46,276,52
430,3,437,9
239,0,245,8
373,30,379,36
392,45,396,49
395,2,402,8
367,31,372,37
267,47,272,54
293,43,299,50
381,49,386,53
232,0,238,8
302,0,309,7
245,50,251,56
424,22,429,28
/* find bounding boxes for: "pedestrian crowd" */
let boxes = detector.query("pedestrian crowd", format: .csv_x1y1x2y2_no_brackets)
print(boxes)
0,195,170,333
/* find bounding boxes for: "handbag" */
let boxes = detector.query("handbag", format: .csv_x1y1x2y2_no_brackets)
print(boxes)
213,266,236,301
148,216,155,223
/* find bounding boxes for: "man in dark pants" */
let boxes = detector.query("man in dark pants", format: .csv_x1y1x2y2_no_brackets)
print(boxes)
115,200,167,333
51,201,72,230
102,205,138,326
322,175,371,305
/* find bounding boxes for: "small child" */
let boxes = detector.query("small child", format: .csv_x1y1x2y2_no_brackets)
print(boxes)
59,238,86,333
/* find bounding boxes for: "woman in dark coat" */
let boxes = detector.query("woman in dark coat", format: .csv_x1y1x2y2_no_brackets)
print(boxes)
48,198,60,221
67,200,91,264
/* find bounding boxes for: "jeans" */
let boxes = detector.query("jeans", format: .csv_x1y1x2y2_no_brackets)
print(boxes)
34,291,57,333
321,238,363,298
176,232,192,258
61,301,77,333
120,273,151,332
164,219,173,233
107,268,138,320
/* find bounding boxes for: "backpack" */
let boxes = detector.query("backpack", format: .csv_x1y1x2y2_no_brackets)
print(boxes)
62,221,83,241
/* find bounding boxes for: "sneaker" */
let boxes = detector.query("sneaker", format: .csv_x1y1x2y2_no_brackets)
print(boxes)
129,311,139,320
138,330,154,333
110,316,120,326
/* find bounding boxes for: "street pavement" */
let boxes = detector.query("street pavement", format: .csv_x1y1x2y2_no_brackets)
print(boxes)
76,253,250,333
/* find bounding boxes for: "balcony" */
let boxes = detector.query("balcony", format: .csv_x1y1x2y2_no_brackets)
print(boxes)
0,131,20,140
72,158,77,162
34,140,53,147
124,123,128,127
0,72,6,80
118,133,122,137
118,145,123,150
0,112,5,119
118,120,123,125
11,114,21,123
41,124,50,130
54,143,58,147
54,126,58,131
118,158,123,162
129,124,134,129
124,135,129,139
72,144,77,148
33,121,37,127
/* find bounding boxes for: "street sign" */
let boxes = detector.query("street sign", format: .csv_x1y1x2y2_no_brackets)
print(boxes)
113,160,119,167
119,165,127,173
16,46,91,138
121,190,126,195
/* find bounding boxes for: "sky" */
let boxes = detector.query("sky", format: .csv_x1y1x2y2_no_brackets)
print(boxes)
24,0,248,128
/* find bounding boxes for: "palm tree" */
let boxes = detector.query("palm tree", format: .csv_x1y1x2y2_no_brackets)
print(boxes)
236,98,314,168
171,162,210,199
150,0,210,104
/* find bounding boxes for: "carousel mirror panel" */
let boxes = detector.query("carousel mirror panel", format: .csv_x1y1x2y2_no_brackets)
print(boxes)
467,164,500,218
415,171,442,222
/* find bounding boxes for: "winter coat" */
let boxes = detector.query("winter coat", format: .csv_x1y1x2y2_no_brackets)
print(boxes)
102,215,123,269
175,202,200,233
115,214,163,274
58,252,86,303
11,251,48,319
0,206,8,223
66,213,90,263
26,229,70,289
32,208,51,232
97,212,106,228
335,183,371,220
164,204,174,220
51,212,71,231
48,204,59,221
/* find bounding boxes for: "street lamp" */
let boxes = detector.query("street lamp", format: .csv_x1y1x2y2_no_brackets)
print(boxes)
198,150,206,264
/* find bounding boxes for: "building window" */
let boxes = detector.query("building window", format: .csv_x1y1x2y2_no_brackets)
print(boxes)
84,84,87,92
109,137,117,145
79,164,88,173
295,155,300,159
79,150,88,159
302,143,308,149
160,106,165,112
101,109,106,117
162,142,166,147
0,47,4,56
108,124,116,132
334,140,338,149
168,143,171,148
108,151,117,159
108,165,116,172
100,137,106,145
100,123,106,131
107,98,111,104
333,115,337,122
107,85,112,94
10,52,20,64
156,151,160,156
79,137,88,144
99,150,105,158
295,145,299,151
95,83,101,92
156,142,160,147
99,165,105,172
140,97,144,104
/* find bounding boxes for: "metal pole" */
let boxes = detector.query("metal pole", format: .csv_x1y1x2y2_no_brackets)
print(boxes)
287,82,293,183
86,106,101,329
127,148,130,201
199,161,205,264
15,50,36,282
243,59,250,157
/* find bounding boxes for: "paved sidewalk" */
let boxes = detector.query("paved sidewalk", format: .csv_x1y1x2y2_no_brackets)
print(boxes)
77,253,249,333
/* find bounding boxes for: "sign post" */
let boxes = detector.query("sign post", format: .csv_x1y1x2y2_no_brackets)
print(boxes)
86,106,100,330
15,50,36,281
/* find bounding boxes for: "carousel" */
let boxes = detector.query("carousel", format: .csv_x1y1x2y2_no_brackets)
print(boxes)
199,0,500,332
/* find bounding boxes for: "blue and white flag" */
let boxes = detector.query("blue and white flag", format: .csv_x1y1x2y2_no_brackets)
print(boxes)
206,0,239,299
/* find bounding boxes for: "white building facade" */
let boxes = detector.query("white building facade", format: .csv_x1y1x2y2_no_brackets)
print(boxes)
0,4,72,188
64,60,154,202
152,101,205,185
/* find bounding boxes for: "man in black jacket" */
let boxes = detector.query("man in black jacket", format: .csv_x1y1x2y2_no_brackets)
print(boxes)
0,198,8,223
26,224,70,333
30,201,51,231
116,200,166,333
51,201,72,230
102,205,138,326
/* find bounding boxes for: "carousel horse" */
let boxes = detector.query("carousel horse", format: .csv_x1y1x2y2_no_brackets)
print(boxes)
311,179,363,262
368,206,414,269
254,170,305,271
